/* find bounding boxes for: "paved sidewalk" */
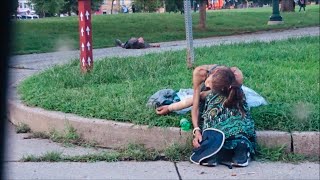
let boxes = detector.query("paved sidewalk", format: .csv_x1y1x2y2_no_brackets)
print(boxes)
4,123,320,179
4,161,319,179
5,27,320,179
4,123,112,162
4,124,320,180
9,27,319,76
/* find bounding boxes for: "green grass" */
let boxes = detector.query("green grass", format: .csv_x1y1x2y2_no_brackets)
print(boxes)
256,145,319,163
21,144,161,162
18,36,319,131
22,151,63,162
12,5,319,54
29,124,95,147
15,122,31,133
21,143,318,163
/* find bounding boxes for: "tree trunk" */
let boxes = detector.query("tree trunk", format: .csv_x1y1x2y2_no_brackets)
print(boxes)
281,0,294,12
67,6,71,16
111,0,114,14
117,0,120,13
198,1,207,29
163,0,166,12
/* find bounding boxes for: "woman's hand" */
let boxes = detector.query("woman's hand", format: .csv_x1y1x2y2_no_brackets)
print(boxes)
156,105,170,115
192,131,202,148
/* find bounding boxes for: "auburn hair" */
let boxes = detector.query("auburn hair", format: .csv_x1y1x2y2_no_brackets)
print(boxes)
209,67,245,117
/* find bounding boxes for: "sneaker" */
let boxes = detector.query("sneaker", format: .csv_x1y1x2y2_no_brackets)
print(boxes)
115,39,122,47
200,156,217,167
232,141,250,167
189,128,225,165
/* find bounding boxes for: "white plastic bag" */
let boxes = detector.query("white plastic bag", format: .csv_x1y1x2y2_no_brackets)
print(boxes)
242,85,268,108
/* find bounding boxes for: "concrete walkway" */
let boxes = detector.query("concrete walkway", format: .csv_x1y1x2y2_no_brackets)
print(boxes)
5,27,320,179
9,27,319,71
3,122,320,179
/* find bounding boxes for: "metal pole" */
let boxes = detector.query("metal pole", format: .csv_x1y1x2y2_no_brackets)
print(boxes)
78,0,93,73
268,0,283,25
184,0,194,68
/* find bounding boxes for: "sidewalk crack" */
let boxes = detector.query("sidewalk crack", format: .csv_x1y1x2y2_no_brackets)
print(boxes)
290,133,294,153
174,162,182,180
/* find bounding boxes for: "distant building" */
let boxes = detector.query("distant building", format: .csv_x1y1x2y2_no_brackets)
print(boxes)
17,0,36,15
95,0,133,15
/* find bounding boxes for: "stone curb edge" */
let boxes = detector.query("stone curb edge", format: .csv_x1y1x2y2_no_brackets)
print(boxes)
7,99,319,156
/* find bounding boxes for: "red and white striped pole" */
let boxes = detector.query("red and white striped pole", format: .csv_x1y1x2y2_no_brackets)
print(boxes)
78,0,93,73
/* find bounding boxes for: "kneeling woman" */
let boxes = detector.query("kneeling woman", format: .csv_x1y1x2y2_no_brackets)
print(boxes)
191,65,256,167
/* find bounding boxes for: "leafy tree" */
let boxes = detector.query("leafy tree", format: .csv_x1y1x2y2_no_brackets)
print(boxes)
30,0,65,17
60,0,104,16
91,0,104,11
13,0,19,18
165,0,184,13
62,0,77,16
134,0,163,12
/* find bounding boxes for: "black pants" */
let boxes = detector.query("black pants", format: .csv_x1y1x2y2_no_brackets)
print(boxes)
299,5,305,11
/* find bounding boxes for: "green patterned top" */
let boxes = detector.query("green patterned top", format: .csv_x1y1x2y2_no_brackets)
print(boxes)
201,91,256,153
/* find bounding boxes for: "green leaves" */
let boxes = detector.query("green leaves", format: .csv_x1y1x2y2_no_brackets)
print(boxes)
30,0,65,17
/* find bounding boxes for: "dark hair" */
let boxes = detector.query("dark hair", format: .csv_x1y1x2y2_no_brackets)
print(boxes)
210,67,245,117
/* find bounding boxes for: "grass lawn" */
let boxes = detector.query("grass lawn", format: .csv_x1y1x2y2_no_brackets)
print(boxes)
13,5,319,54
18,36,319,132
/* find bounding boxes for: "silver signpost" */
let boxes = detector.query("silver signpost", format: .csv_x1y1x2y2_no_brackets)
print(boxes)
184,0,194,68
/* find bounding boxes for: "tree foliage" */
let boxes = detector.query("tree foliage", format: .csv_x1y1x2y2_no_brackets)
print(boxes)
165,0,184,13
61,0,77,16
134,0,163,12
62,0,103,15
13,0,19,16
91,0,104,11
31,0,103,17
30,0,65,17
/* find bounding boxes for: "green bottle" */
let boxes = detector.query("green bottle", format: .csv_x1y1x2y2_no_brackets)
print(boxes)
180,118,191,131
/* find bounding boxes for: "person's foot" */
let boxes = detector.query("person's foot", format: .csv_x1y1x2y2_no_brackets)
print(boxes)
115,39,122,47
232,141,250,167
200,156,217,167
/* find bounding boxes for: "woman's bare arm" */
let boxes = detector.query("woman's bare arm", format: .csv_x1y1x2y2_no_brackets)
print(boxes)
156,90,211,115
156,65,242,116
191,65,216,128
156,97,193,115
191,66,209,147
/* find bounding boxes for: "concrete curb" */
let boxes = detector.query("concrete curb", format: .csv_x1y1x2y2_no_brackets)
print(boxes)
256,131,291,153
9,98,319,156
8,99,191,150
292,132,320,156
